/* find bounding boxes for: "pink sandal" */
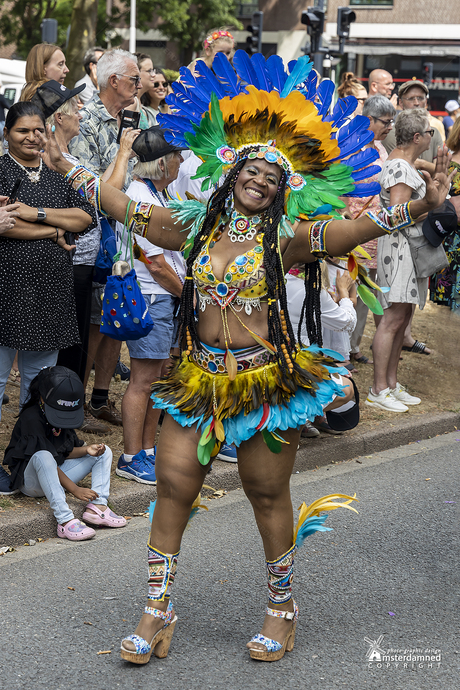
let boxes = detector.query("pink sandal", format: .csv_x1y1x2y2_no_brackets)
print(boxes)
82,503,127,528
57,518,96,541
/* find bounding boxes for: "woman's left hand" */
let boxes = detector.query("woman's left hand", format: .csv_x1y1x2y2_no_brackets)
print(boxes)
86,443,106,457
16,202,40,223
421,146,455,208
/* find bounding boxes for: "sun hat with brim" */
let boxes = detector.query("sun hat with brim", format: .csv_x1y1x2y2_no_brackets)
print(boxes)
38,366,85,429
398,80,429,98
422,200,458,247
132,125,186,162
445,99,460,113
31,80,86,119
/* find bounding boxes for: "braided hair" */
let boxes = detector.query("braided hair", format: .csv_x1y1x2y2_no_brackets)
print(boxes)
178,159,322,370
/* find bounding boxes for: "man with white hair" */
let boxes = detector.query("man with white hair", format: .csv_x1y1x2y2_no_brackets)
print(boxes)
68,49,141,431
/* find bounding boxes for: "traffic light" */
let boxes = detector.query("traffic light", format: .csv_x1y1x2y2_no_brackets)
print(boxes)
337,7,356,38
423,62,433,86
246,11,264,55
301,7,325,55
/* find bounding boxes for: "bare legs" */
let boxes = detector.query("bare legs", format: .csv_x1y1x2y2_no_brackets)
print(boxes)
372,302,412,394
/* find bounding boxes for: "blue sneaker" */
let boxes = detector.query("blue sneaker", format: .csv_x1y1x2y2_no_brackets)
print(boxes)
146,447,156,466
0,465,20,495
116,450,156,484
216,443,237,463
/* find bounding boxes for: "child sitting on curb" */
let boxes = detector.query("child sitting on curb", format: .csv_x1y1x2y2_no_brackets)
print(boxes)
2,366,126,540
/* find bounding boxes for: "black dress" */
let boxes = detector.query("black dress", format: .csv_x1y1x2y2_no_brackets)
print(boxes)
0,155,97,351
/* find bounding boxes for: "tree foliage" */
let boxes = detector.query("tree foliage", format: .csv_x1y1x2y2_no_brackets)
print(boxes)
133,0,242,65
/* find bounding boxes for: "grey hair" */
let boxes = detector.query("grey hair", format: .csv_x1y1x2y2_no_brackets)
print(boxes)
363,95,396,120
395,108,429,146
133,152,177,180
97,49,138,91
83,46,105,75
45,96,79,127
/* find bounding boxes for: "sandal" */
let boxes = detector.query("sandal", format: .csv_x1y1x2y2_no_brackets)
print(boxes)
248,601,299,662
351,353,372,365
82,503,127,528
120,601,177,664
57,518,96,541
401,340,430,355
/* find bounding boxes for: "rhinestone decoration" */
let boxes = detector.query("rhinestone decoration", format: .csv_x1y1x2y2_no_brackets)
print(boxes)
287,173,307,191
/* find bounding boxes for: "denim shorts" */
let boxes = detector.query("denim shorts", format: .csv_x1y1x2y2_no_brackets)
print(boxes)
90,285,105,325
127,293,179,359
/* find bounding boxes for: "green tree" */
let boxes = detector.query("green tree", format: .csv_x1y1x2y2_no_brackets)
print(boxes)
133,0,242,66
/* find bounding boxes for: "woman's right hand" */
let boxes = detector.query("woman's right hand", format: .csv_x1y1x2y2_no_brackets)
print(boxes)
118,127,141,159
0,197,20,233
56,227,76,252
421,145,455,208
33,125,73,176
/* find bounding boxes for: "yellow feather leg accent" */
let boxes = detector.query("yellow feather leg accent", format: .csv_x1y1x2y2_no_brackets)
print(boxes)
225,349,238,381
293,493,359,543
214,418,225,442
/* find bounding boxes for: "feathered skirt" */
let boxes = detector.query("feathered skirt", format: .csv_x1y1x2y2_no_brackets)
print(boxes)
151,342,347,461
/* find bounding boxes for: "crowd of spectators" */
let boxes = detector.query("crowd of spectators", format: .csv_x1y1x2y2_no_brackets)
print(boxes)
0,40,459,523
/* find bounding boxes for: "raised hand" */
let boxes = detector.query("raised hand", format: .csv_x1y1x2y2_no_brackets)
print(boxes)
33,125,73,176
421,145,455,208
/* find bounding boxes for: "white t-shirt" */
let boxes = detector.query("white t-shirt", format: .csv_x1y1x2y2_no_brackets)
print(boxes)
116,179,185,296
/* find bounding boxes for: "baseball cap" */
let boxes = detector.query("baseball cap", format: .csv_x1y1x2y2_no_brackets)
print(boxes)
445,99,460,113
132,125,186,162
398,80,429,98
38,366,84,429
422,200,458,247
326,378,360,432
31,80,86,119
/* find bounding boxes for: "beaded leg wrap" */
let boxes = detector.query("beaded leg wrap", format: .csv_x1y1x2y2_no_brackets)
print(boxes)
266,544,296,605
147,544,180,602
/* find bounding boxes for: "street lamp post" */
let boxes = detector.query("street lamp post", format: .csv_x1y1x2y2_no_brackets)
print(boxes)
129,0,136,54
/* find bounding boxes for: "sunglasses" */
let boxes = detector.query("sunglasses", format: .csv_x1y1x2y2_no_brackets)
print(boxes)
153,81,169,89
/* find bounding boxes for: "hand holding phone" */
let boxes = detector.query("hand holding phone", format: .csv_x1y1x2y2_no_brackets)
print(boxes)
117,110,141,144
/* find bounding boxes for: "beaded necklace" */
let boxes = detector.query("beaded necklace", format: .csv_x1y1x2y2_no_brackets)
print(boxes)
8,152,42,183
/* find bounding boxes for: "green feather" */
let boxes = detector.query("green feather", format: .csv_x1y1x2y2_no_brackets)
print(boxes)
197,433,215,465
357,284,384,315
262,429,283,454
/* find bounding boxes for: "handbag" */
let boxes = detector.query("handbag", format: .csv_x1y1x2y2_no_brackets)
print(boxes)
100,212,154,341
401,229,449,279
93,217,117,284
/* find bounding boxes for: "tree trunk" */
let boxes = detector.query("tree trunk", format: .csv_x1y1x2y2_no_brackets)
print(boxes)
65,0,99,87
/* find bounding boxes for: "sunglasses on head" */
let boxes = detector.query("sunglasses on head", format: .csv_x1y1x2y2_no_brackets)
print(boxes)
153,80,169,89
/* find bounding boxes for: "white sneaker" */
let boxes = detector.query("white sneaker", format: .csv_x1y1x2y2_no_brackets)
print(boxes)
365,387,409,412
390,382,421,406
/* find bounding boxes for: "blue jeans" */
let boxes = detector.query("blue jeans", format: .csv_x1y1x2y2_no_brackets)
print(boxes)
0,347,58,419
20,447,113,525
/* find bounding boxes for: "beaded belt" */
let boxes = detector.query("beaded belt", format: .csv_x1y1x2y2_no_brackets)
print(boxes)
192,342,273,374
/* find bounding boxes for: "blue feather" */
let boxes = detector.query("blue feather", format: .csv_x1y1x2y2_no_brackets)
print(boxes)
327,96,358,129
170,80,209,111
266,54,288,92
351,164,382,181
343,181,381,197
149,500,156,523
337,115,372,146
345,148,379,170
212,52,242,96
232,49,261,89
177,68,213,105
315,79,335,117
295,515,332,547
194,60,227,99
336,131,375,159
251,53,272,91
280,55,313,97
287,60,297,73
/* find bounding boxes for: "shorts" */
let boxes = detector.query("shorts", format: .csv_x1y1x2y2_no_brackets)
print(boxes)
127,293,179,360
90,285,105,326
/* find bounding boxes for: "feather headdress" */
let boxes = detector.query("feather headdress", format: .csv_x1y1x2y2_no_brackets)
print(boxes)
158,50,380,221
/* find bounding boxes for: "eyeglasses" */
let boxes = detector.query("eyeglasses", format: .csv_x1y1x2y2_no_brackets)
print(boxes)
402,95,426,103
356,97,367,103
116,74,141,87
153,81,169,89
373,117,394,126
424,128,435,137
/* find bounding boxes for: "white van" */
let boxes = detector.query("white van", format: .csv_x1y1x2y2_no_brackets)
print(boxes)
0,58,26,106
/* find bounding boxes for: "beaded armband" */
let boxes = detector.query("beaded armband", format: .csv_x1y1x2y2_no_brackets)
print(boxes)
309,220,332,257
129,201,155,237
64,165,102,213
366,202,414,234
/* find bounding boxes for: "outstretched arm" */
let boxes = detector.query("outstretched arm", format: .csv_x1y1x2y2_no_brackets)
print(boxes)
284,146,454,269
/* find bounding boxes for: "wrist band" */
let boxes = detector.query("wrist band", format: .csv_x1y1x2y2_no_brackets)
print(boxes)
366,202,414,234
55,227,59,243
309,220,332,257
64,164,103,214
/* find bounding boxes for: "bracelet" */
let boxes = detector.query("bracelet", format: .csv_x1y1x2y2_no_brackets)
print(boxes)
130,201,154,237
366,202,414,235
55,227,59,243
309,220,332,257
64,164,102,213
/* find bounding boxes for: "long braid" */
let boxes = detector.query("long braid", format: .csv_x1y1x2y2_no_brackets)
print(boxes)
178,160,246,354
298,260,323,346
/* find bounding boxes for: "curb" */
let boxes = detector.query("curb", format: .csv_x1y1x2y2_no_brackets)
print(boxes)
2,411,459,547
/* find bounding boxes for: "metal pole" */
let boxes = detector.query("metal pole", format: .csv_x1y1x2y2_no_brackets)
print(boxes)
129,0,136,54
314,0,325,77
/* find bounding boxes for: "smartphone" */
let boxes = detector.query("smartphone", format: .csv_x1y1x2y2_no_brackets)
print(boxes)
8,178,23,204
117,109,140,144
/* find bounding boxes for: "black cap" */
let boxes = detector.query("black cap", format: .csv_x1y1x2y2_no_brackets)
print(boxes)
31,80,86,119
325,378,360,432
38,366,84,429
422,200,458,247
132,125,185,162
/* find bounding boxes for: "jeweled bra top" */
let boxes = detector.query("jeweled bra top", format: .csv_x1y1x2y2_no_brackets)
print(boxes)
192,224,268,314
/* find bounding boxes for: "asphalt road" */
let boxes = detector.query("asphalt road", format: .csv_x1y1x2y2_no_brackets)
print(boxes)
1,433,459,690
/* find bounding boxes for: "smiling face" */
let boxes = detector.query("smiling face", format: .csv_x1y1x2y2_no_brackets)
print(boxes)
233,158,282,217
44,49,69,84
4,115,45,164
149,72,168,107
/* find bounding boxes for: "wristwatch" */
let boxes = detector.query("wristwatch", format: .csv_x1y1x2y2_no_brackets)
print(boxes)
36,207,47,222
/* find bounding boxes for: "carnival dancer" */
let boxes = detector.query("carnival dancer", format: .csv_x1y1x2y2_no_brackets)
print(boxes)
34,51,452,663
